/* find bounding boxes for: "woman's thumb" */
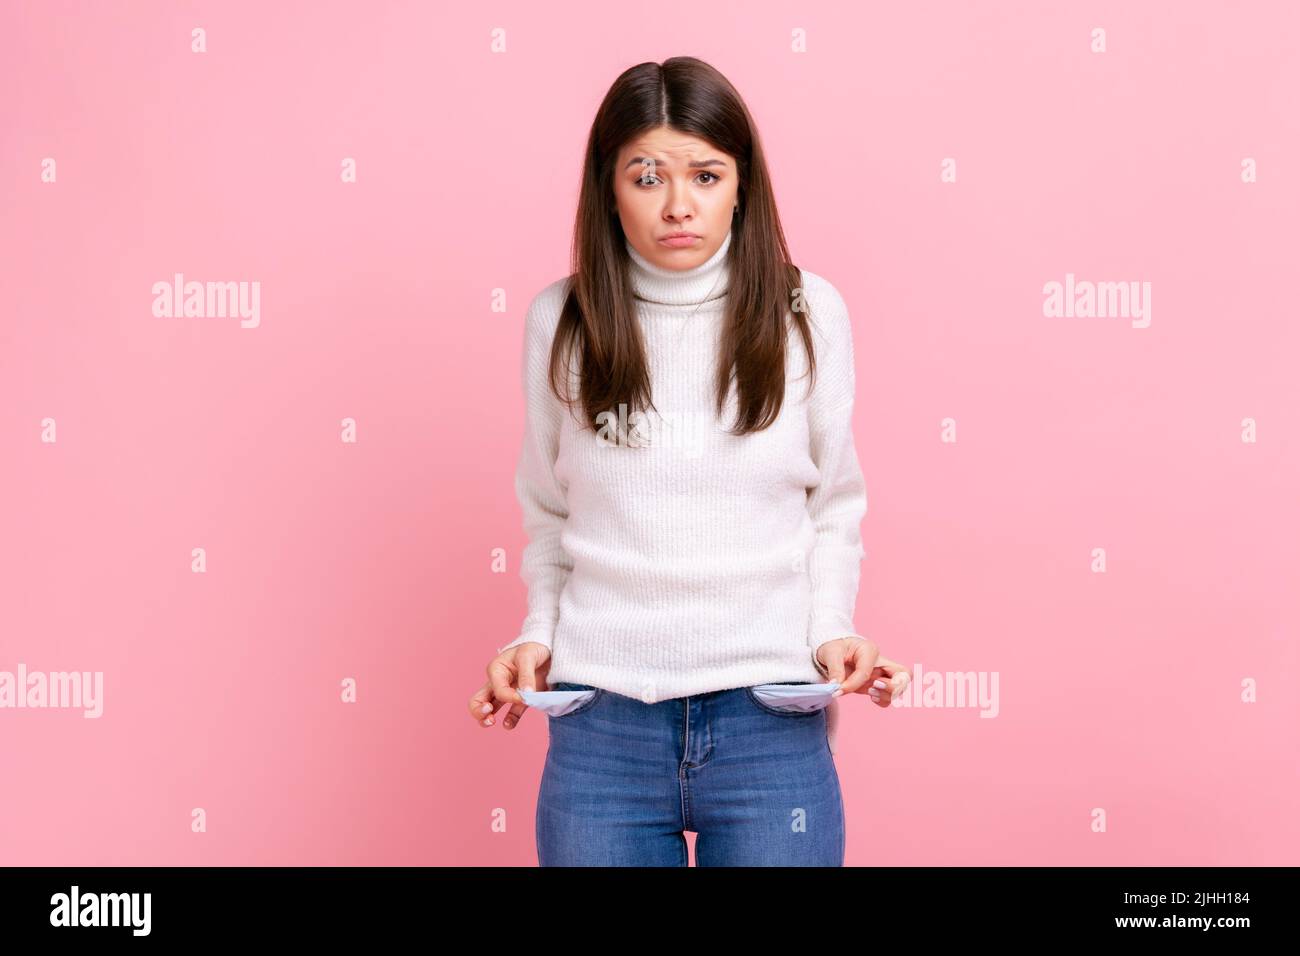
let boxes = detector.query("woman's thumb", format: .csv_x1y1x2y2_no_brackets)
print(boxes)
819,642,846,683
515,656,537,700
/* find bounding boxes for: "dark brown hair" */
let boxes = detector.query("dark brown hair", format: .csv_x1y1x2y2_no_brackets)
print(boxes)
547,56,819,438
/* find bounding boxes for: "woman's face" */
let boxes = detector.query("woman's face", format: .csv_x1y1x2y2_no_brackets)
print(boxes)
612,126,740,271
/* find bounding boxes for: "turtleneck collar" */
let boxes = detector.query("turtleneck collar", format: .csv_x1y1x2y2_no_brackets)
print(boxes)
624,230,732,307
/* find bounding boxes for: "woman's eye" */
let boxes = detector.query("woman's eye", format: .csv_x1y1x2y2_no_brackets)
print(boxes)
634,172,721,187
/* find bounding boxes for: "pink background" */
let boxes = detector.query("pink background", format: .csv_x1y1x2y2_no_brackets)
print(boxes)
2,0,1297,866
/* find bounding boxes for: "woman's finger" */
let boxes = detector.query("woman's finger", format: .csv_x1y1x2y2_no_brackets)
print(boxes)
837,640,879,695
867,666,909,705
875,657,911,697
866,679,898,706
487,656,524,707
468,681,501,726
502,701,529,730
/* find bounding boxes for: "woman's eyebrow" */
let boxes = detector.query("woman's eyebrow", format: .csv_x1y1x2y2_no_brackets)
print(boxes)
624,156,728,170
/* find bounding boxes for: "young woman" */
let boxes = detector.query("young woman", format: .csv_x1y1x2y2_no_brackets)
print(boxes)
468,57,910,866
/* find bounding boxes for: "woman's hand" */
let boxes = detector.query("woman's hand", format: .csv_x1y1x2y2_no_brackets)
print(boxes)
467,642,552,730
816,637,911,708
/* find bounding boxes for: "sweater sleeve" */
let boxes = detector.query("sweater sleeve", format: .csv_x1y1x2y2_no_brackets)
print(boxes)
497,287,573,655
802,279,868,674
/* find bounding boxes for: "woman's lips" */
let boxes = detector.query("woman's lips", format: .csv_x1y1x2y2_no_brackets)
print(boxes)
659,235,701,248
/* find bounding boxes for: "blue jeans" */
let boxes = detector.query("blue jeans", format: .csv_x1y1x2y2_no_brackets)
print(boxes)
536,681,845,866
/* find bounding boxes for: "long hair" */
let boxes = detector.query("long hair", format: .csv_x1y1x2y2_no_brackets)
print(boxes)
546,56,819,438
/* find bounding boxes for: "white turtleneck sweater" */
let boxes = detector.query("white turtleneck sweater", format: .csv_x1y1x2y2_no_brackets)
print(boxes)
500,229,867,711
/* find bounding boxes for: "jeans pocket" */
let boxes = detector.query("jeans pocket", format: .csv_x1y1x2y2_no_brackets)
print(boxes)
523,682,603,718
745,681,840,717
